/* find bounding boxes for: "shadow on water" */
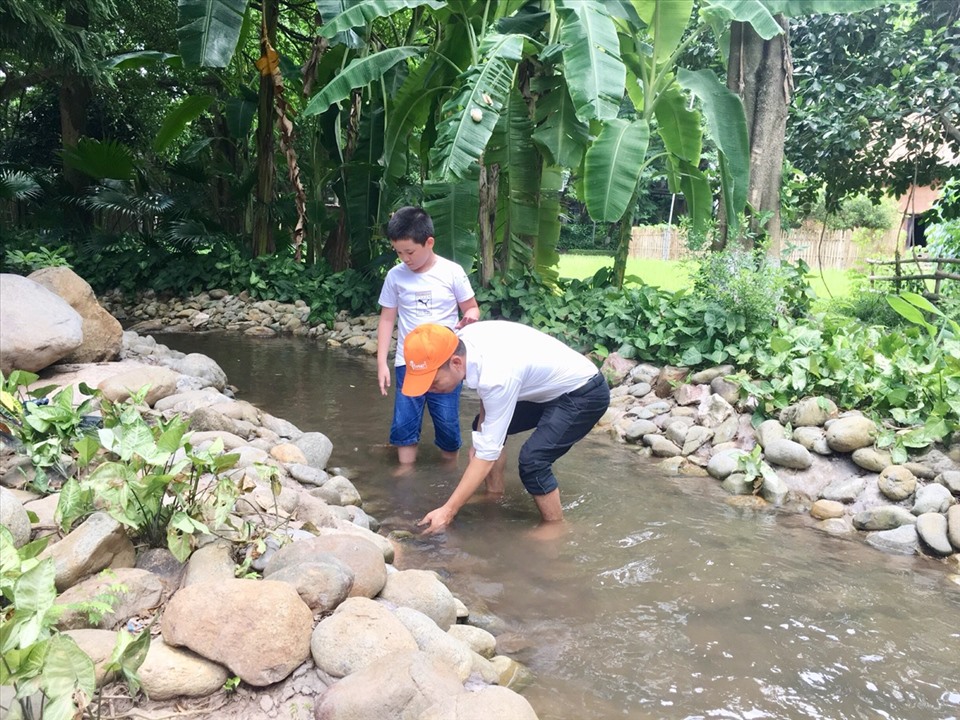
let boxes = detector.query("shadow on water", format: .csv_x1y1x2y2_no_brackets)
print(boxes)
157,332,960,720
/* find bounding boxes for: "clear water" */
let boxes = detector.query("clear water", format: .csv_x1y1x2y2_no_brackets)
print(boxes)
156,333,960,720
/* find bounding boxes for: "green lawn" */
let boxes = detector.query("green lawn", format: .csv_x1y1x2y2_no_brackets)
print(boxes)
556,254,854,299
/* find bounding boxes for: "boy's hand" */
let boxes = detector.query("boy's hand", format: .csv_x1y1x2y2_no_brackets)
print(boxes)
378,365,391,396
454,315,478,330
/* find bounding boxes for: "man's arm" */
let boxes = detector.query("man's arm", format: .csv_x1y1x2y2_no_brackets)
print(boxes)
418,454,496,534
376,306,398,396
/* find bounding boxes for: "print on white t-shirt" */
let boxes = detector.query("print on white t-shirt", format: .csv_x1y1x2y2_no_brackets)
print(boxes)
415,291,432,315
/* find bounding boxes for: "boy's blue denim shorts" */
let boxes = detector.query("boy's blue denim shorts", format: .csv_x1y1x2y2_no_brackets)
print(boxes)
390,364,463,452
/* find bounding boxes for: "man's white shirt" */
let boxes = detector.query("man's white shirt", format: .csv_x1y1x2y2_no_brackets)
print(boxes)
457,321,599,461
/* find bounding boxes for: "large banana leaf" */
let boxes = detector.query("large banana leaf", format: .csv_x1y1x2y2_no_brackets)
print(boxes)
700,0,782,40
431,33,523,181
100,51,181,71
584,118,650,222
762,0,901,17
154,95,215,153
532,74,590,169
343,106,386,265
488,88,540,238
535,164,563,282
633,0,695,65
303,47,422,116
654,82,702,164
423,167,481,272
317,0,445,39
677,68,748,225
669,156,712,240
177,0,247,68
557,0,626,122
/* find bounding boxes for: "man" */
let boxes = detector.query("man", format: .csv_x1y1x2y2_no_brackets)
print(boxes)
400,321,610,534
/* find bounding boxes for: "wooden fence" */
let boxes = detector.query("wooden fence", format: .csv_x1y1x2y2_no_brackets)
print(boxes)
867,256,960,300
629,223,900,270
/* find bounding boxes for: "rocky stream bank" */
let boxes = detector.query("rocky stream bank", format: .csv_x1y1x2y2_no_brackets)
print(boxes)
1,273,959,720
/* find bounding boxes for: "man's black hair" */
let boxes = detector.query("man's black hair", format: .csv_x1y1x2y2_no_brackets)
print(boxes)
387,206,434,245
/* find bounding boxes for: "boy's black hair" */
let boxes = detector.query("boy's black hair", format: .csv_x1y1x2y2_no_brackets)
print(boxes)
387,206,434,245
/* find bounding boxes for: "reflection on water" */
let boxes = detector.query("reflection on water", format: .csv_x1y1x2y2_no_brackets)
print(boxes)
157,333,960,720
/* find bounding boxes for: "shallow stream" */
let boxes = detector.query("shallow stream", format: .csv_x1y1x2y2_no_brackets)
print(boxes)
157,333,960,720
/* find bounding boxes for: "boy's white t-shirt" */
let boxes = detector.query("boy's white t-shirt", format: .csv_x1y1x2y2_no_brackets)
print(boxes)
378,256,475,366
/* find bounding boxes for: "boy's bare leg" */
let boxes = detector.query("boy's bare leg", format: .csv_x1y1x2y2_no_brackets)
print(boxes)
440,449,459,464
397,445,418,465
484,450,508,494
532,488,564,523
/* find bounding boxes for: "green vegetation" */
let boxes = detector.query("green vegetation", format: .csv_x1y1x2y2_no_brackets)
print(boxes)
557,254,853,299
477,266,958,444
0,527,150,720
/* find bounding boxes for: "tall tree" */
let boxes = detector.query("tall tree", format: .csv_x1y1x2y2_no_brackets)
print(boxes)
789,0,960,210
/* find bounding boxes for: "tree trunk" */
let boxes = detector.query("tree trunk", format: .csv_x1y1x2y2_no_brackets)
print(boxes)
252,0,279,257
59,3,91,197
478,161,499,288
726,17,792,255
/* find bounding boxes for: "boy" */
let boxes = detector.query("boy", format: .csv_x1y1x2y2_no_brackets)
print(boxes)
377,206,480,466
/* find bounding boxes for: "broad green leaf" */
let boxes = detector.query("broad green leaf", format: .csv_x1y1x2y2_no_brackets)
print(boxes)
535,164,563,282
342,104,385,263
671,156,711,239
107,627,151,694
41,634,96,702
156,422,188,456
584,118,650,222
177,0,247,68
55,478,91,532
654,82,702,163
154,95,215,154
13,559,57,620
488,88,540,238
678,68,749,225
760,0,899,17
303,47,422,116
633,0,695,65
558,0,626,122
225,96,257,138
432,33,523,181
73,436,100,467
886,295,932,330
531,74,590,168
317,0,446,38
167,527,193,563
701,0,782,40
424,167,481,272
100,51,181,71
900,291,941,316
383,61,447,182
61,139,136,181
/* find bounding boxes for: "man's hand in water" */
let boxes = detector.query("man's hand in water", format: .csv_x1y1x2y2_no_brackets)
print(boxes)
417,506,456,535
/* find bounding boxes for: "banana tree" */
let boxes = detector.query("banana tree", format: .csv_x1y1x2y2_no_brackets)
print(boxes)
296,0,752,287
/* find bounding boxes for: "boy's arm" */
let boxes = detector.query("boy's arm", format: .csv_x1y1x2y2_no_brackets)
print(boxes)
454,297,480,329
376,306,398,396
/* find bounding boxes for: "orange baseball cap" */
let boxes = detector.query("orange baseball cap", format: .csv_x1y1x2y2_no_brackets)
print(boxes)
401,323,459,397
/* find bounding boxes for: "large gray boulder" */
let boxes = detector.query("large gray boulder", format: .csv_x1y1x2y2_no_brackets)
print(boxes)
314,650,464,720
0,486,31,547
28,267,122,363
161,579,312,686
0,273,83,373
